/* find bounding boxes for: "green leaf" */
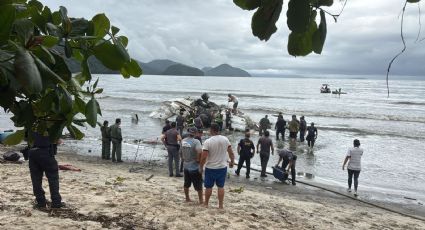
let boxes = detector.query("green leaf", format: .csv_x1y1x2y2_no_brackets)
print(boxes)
93,41,128,70
48,120,65,142
0,5,16,44
59,6,72,35
85,96,98,127
33,55,66,85
117,36,128,47
30,8,47,33
58,85,72,114
70,18,90,37
251,0,283,41
67,125,84,139
73,96,86,114
407,0,420,2
14,48,43,94
41,35,59,48
94,88,103,94
13,18,35,46
28,0,43,11
2,129,25,145
121,59,142,78
46,22,61,37
32,45,55,64
81,56,91,81
310,0,334,7
288,18,317,56
111,25,120,36
41,6,53,23
64,39,72,58
312,10,327,54
233,0,261,10
91,13,110,38
51,51,71,81
287,0,311,34
93,77,99,89
52,11,61,25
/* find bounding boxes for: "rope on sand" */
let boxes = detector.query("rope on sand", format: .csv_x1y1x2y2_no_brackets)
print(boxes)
244,166,425,222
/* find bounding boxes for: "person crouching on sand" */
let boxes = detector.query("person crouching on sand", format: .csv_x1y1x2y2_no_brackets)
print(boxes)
199,123,235,209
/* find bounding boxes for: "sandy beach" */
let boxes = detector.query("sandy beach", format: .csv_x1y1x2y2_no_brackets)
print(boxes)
0,144,424,230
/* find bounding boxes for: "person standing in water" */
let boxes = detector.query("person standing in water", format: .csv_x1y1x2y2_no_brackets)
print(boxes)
256,131,274,177
235,133,255,178
306,122,318,149
299,116,307,142
342,139,364,196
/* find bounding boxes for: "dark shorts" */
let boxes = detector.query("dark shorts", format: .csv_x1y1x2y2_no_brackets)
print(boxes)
204,167,227,188
184,169,202,191
289,132,297,138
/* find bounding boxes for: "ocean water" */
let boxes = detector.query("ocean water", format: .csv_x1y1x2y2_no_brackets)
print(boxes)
1,74,424,204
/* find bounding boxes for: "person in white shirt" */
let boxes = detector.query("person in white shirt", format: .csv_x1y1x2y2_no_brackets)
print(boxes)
342,139,364,196
199,123,235,209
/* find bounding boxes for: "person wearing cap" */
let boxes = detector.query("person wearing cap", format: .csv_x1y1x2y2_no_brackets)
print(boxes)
235,133,255,178
180,127,203,204
306,122,318,149
299,116,307,142
110,118,123,163
342,139,364,196
228,94,238,114
276,148,297,185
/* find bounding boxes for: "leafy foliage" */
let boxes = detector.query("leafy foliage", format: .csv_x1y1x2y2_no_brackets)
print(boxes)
0,0,142,144
235,0,421,56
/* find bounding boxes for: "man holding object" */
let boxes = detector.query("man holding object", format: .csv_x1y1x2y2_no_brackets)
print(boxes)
200,123,235,209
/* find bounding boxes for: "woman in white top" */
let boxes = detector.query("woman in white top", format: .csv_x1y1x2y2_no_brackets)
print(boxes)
342,139,363,196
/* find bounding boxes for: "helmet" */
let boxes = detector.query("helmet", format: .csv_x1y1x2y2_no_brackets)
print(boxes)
201,93,209,100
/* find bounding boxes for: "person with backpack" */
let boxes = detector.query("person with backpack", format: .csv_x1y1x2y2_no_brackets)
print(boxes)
180,127,203,204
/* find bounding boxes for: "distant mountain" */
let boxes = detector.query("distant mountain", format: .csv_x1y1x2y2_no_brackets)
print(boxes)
202,67,213,72
146,59,178,73
204,64,251,77
162,64,204,76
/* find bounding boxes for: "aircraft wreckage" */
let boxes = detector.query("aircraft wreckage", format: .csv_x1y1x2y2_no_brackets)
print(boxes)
149,94,256,131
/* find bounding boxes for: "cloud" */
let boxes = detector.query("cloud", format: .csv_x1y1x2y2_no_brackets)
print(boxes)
40,0,425,77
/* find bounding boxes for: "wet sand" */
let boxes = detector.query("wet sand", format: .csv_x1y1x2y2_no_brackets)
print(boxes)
0,144,424,230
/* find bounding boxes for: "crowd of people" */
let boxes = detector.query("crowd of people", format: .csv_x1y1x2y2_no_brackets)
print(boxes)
94,100,363,209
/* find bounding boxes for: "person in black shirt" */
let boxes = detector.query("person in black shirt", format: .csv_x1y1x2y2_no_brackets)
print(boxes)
275,117,286,141
306,122,318,149
176,111,185,136
235,133,255,178
162,120,171,134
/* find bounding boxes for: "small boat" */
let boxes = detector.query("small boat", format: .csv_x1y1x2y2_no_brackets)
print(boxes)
320,84,331,93
332,90,347,95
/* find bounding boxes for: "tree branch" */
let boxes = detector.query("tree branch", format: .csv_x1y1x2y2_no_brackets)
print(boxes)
386,1,408,98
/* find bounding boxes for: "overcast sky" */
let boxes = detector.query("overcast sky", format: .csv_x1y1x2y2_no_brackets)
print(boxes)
40,0,424,77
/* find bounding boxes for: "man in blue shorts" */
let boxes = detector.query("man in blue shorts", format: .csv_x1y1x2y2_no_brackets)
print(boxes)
200,123,235,209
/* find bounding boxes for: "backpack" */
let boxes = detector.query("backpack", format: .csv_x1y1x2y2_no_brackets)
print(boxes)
3,151,20,162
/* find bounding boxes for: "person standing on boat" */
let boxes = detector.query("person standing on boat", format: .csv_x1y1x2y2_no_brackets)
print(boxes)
259,115,271,136
299,116,307,142
306,122,318,149
100,120,111,160
256,131,274,177
342,139,363,196
228,94,238,114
